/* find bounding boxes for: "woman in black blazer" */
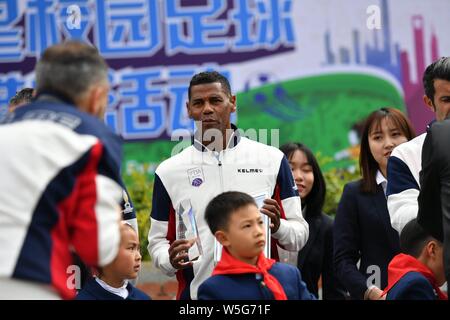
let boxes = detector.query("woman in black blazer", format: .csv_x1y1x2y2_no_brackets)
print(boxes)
280,143,346,299
333,108,416,300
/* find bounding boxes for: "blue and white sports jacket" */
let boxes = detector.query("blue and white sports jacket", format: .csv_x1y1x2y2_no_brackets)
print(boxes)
0,94,136,299
147,126,309,300
386,133,427,234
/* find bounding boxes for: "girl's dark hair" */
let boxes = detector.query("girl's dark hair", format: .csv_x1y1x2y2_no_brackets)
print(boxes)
280,143,326,218
359,107,416,193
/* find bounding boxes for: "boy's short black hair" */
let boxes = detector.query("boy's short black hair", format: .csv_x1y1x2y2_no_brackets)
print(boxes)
205,191,257,234
400,218,435,258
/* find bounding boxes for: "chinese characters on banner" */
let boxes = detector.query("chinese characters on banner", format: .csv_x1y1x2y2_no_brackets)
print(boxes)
0,0,295,139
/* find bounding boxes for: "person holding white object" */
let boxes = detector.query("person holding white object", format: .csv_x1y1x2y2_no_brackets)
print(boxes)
147,71,309,300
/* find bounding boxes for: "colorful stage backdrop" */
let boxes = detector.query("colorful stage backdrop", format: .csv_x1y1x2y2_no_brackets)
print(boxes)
1,0,449,174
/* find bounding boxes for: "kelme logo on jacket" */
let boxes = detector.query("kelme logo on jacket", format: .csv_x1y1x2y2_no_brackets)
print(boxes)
237,169,263,173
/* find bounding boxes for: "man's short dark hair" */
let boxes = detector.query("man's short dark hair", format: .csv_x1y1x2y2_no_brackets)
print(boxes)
9,88,33,107
35,41,108,104
205,191,256,234
400,218,435,258
423,56,450,103
188,71,232,100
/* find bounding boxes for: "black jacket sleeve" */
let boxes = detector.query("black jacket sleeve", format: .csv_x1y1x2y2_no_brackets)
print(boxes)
321,215,348,300
333,182,368,299
418,119,450,285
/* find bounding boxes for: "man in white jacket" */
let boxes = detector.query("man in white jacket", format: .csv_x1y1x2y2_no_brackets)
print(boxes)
0,42,124,299
148,71,309,300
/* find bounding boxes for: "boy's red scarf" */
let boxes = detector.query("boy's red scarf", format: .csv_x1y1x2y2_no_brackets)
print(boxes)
381,253,447,300
212,248,287,300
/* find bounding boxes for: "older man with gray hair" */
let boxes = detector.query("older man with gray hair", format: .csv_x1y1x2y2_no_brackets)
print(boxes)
0,41,129,299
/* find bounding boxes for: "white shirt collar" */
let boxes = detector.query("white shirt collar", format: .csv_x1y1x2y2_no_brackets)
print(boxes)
376,170,388,196
95,277,129,299
376,170,387,185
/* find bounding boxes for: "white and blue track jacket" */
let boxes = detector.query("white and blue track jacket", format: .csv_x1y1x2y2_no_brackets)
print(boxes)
0,95,136,299
147,127,309,300
387,133,427,234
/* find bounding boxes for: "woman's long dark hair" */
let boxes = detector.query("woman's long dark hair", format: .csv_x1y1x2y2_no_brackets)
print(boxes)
280,143,326,218
359,107,416,193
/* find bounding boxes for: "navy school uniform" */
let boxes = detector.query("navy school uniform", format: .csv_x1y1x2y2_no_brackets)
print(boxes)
383,253,447,300
387,272,440,300
333,180,400,299
298,212,347,299
197,262,316,300
76,278,151,300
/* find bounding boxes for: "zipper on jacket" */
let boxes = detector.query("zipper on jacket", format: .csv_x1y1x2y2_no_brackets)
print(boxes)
214,151,224,192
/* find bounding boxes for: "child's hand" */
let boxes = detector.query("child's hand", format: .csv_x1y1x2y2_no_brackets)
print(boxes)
260,198,281,233
168,239,195,269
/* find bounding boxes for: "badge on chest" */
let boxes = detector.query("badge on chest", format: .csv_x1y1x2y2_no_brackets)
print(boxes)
187,167,205,187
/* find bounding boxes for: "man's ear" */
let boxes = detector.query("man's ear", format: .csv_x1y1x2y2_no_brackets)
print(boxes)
186,101,193,119
83,86,99,115
423,94,435,112
215,230,230,247
230,95,237,113
87,85,108,117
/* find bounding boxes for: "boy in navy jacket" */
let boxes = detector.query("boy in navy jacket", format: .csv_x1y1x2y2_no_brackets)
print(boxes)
382,219,447,300
198,191,315,300
76,222,150,300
